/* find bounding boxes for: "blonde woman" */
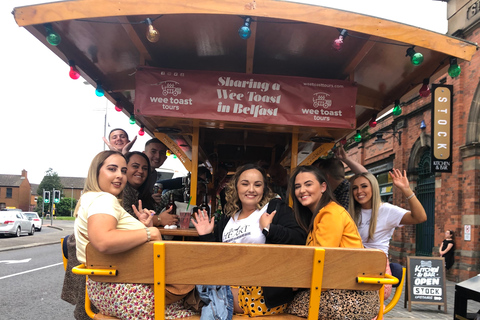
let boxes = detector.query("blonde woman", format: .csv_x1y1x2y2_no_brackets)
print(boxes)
74,150,195,319
348,169,427,298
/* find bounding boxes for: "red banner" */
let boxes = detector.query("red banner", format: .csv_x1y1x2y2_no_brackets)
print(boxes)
135,67,357,129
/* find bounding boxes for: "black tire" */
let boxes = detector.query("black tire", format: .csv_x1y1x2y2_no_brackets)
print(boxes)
16,227,21,237
29,226,35,236
37,226,42,232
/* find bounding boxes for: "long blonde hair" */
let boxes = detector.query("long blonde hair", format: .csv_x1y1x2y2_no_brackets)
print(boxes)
73,151,126,217
224,164,275,217
348,172,382,240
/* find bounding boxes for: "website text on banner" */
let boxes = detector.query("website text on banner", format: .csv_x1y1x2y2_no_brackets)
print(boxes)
135,67,357,129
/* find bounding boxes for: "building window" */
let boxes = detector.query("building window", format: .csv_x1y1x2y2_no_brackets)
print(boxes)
376,172,393,203
6,188,12,198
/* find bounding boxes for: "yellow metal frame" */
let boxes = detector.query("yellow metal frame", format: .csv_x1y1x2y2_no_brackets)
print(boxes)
356,273,399,320
384,267,406,314
307,248,325,320
153,242,166,320
72,263,118,277
84,277,96,319
357,273,399,285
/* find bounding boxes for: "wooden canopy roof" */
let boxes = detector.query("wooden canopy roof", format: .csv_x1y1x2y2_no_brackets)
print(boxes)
13,0,478,168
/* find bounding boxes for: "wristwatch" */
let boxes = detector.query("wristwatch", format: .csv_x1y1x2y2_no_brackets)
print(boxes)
262,227,269,237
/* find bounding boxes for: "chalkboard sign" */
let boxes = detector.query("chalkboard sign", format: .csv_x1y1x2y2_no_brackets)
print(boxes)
405,256,447,313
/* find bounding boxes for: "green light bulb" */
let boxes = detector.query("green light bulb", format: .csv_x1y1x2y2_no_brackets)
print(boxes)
411,52,424,66
392,102,402,116
406,47,423,66
129,115,136,124
354,131,362,142
448,63,461,78
44,24,61,46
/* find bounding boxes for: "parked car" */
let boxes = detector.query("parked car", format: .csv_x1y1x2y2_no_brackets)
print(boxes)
23,212,42,231
0,211,35,237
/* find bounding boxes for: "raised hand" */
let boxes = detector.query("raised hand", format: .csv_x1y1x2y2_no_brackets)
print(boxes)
389,168,410,192
133,200,155,227
191,209,214,236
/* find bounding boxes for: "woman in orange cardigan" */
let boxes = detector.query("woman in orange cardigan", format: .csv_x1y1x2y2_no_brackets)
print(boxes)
286,165,378,320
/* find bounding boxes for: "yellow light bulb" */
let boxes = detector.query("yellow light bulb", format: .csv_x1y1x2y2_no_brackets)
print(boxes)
145,18,160,43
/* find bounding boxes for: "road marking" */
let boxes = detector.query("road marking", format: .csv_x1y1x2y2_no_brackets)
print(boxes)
0,262,63,280
0,258,32,264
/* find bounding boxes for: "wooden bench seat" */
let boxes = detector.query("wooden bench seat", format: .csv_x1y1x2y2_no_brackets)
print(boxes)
74,241,394,320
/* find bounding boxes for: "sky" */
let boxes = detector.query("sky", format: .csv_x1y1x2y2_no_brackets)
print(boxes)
2,0,448,184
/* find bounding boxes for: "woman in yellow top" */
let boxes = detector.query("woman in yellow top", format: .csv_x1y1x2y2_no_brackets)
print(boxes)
286,165,379,320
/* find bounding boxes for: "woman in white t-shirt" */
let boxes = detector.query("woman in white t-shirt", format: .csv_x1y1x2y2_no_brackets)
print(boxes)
74,151,196,319
193,163,306,317
348,169,427,298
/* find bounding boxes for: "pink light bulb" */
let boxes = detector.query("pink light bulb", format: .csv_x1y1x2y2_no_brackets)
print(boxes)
114,105,122,112
332,36,344,51
69,66,80,80
138,127,145,136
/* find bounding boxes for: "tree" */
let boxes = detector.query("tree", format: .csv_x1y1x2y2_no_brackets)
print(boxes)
37,168,64,216
37,168,64,196
55,197,77,216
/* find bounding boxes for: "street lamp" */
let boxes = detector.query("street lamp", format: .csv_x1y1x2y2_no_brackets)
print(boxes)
373,130,402,146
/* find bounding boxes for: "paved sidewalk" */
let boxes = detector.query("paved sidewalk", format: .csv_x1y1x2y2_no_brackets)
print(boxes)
385,277,480,319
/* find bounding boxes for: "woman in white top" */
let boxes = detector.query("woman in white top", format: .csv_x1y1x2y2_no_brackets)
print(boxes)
348,169,427,299
193,163,306,317
74,151,195,320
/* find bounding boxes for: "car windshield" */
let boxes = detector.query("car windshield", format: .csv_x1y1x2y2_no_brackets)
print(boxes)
24,213,37,218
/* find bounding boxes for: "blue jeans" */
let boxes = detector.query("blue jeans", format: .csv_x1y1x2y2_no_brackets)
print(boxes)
196,285,233,320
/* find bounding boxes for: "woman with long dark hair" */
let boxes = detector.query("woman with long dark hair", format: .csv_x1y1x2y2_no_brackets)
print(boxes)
286,165,378,320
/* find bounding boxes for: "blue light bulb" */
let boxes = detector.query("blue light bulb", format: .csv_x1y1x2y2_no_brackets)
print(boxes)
238,17,251,39
95,85,105,97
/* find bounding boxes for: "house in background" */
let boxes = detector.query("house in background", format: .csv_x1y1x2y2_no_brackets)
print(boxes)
58,177,85,201
0,170,32,211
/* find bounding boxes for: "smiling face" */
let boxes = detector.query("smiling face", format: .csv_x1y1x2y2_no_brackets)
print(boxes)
126,154,149,189
294,172,326,213
236,169,264,210
98,154,127,196
144,142,167,169
109,129,129,151
351,176,373,209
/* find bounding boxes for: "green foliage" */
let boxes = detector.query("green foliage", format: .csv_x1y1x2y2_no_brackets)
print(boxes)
37,168,64,196
55,197,77,216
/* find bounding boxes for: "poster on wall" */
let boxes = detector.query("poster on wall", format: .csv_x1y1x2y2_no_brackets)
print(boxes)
431,84,453,173
405,256,447,313
135,67,357,129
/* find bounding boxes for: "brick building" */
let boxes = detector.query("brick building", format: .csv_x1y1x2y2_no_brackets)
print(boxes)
0,170,32,211
346,0,480,281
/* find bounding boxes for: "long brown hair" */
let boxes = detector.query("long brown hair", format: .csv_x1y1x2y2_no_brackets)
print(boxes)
348,172,381,240
224,164,275,217
288,166,335,233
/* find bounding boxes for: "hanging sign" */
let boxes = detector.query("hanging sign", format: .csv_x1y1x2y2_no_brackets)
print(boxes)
405,256,447,313
431,84,453,172
135,67,357,129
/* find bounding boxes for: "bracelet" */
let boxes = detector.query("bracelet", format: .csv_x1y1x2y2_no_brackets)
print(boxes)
406,193,416,200
145,227,151,242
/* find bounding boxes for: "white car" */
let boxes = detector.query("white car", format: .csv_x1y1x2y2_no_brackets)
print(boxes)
0,211,35,237
23,212,43,231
